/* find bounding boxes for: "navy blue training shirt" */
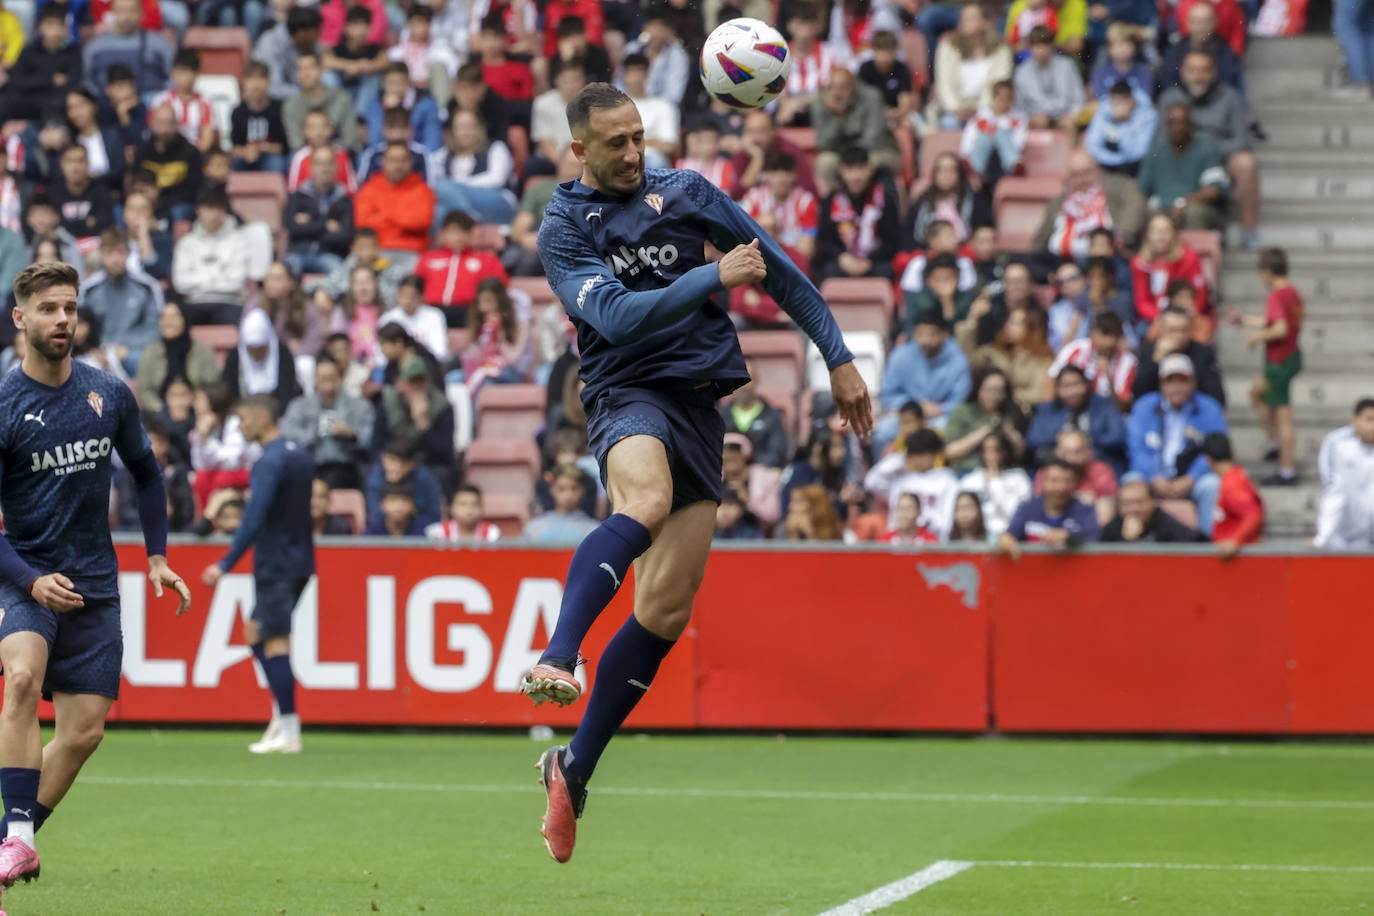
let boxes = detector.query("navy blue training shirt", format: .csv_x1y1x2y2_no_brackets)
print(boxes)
218,436,316,580
537,167,853,404
0,361,152,600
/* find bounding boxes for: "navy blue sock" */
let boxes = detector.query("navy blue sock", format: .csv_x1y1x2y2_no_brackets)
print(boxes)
0,767,39,832
251,643,267,670
564,615,675,785
34,803,51,832
542,514,652,663
261,653,297,716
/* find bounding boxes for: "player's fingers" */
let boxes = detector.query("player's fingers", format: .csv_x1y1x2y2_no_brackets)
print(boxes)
175,583,192,616
153,578,164,598
747,237,759,249
55,574,74,589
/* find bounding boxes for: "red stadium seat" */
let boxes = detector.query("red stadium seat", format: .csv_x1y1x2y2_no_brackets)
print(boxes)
482,491,531,533
755,387,798,443
739,330,805,390
189,324,239,356
1021,130,1075,179
226,171,287,229
1179,229,1223,290
819,277,895,338
901,27,929,88
475,384,546,441
993,177,1061,253
328,489,366,534
918,130,962,178
463,439,541,507
182,27,252,77
777,126,817,153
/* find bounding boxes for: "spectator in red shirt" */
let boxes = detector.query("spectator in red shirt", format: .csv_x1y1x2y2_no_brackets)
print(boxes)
542,0,605,59
730,109,818,199
426,485,503,542
476,13,535,105
287,110,360,195
1048,311,1139,409
1034,428,1118,526
354,140,436,256
1226,247,1304,485
880,492,941,544
1131,213,1211,330
1202,432,1263,559
1174,0,1246,58
416,210,508,326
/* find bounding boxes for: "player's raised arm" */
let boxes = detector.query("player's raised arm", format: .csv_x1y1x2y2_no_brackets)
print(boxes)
113,385,189,613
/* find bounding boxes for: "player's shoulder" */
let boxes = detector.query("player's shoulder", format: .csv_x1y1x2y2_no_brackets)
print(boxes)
645,167,728,206
71,361,136,410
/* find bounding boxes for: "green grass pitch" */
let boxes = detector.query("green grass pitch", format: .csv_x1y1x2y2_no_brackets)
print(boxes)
7,730,1374,914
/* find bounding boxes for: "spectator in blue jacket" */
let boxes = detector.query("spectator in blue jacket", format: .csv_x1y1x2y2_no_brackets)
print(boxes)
79,227,163,375
364,435,444,532
1089,24,1156,100
1127,353,1229,534
1027,364,1128,473
364,62,443,152
878,312,972,445
1084,82,1157,178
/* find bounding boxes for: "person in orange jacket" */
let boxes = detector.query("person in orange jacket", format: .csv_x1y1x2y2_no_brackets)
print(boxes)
354,140,435,255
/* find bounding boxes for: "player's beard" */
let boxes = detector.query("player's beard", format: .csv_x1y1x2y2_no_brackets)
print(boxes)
29,327,72,362
593,160,643,197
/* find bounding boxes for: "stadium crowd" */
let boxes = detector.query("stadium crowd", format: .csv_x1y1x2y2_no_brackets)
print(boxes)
0,0,1364,552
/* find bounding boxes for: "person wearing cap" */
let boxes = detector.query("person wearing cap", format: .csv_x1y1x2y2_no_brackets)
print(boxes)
1126,351,1229,535
222,308,301,405
374,351,455,490
1083,81,1157,178
171,187,248,327
879,311,971,445
814,146,902,282
1201,432,1264,558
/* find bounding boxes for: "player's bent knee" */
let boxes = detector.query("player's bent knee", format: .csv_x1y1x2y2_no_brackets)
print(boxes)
70,723,105,758
615,490,673,531
638,604,693,641
0,666,42,710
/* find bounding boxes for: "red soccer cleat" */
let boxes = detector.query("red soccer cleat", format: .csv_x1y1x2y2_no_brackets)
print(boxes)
0,837,39,887
519,659,583,708
535,746,586,863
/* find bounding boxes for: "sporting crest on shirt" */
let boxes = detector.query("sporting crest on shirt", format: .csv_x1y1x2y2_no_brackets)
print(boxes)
87,390,104,418
644,193,664,215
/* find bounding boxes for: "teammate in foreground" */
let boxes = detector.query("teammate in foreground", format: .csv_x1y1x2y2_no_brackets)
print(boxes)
519,83,874,862
202,395,315,754
0,263,191,908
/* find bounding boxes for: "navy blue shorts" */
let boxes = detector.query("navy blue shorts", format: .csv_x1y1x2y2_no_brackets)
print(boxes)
586,385,726,513
253,576,311,641
0,589,122,700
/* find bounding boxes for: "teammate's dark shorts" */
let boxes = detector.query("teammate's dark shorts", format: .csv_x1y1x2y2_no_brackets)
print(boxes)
0,586,122,700
1262,350,1302,408
253,576,311,641
586,384,726,513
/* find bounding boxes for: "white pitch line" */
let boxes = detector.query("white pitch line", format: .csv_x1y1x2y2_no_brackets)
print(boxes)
975,860,1374,875
77,775,1374,812
817,860,972,915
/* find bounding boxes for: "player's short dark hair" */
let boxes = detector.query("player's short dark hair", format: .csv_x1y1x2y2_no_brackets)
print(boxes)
621,52,650,71
407,4,432,21
871,29,898,52
1201,432,1233,461
1089,226,1115,244
37,4,67,24
924,252,959,282
912,310,949,332
556,14,586,37
1161,304,1192,322
243,59,271,80
381,481,416,501
442,210,475,231
1258,247,1288,276
899,400,924,419
839,146,869,167
1028,25,1056,45
286,6,322,33
399,275,424,293
566,82,633,138
1355,398,1374,415
1166,278,1197,300
455,62,483,84
238,393,280,419
550,464,586,486
383,435,418,460
99,226,128,250
196,186,230,210
107,63,135,85
383,106,412,129
344,5,372,24
13,262,78,306
383,61,410,81
1109,79,1133,98
905,429,944,456
762,150,796,173
143,414,171,440
1093,311,1124,336
173,48,200,71
455,484,483,501
991,79,1014,95
1084,255,1116,282
1042,457,1077,476
378,322,414,345
478,11,505,33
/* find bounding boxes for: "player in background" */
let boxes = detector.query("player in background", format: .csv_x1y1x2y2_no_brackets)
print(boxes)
203,395,316,754
519,83,873,862
0,263,192,904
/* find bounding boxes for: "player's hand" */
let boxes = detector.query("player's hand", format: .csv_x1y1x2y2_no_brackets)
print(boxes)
201,564,223,589
717,239,767,289
31,573,84,613
829,361,873,439
149,558,192,615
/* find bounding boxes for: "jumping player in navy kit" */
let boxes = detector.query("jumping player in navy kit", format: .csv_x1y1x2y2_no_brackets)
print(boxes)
0,262,191,910
518,83,875,862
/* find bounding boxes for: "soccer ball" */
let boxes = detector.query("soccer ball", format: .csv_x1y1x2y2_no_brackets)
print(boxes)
699,18,791,110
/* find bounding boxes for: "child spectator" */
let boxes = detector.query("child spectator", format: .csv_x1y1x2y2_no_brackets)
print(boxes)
426,485,502,542
231,60,289,174
906,160,992,254
958,431,1032,539
380,275,448,362
1090,23,1154,100
366,482,425,536
1049,311,1139,409
880,492,941,544
904,254,981,336
524,465,600,543
739,150,817,263
675,120,736,191
1202,433,1264,559
286,110,359,195
902,219,981,299
880,313,972,439
1102,477,1207,543
1,6,79,126
474,13,535,113
149,49,216,153
959,80,1028,184
311,477,356,535
455,276,532,393
856,30,914,126
199,488,246,537
324,7,389,112
318,226,413,304
1012,27,1084,130
863,429,959,538
416,210,508,325
365,435,444,530
1226,247,1303,485
283,52,360,153
714,492,763,541
998,458,1101,555
172,187,248,326
100,65,147,161
80,228,162,375
333,264,384,365
1084,81,1156,177
190,380,259,512
388,5,459,101
948,491,994,544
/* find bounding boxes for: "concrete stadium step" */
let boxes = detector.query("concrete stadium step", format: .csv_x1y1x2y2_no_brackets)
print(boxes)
1247,65,1348,101
1258,148,1374,170
1244,223,1374,250
1258,199,1374,222
1223,267,1374,301
1223,375,1374,412
1251,482,1322,520
1258,122,1374,148
1244,35,1346,66
1230,426,1324,466
1217,336,1374,374
1260,169,1374,199
1252,97,1374,122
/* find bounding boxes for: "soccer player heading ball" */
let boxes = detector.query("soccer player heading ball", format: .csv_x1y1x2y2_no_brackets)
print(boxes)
0,262,192,909
519,83,873,863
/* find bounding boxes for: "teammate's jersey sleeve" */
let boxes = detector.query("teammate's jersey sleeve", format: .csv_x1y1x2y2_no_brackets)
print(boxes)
540,208,727,346
674,169,853,371
219,444,285,572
